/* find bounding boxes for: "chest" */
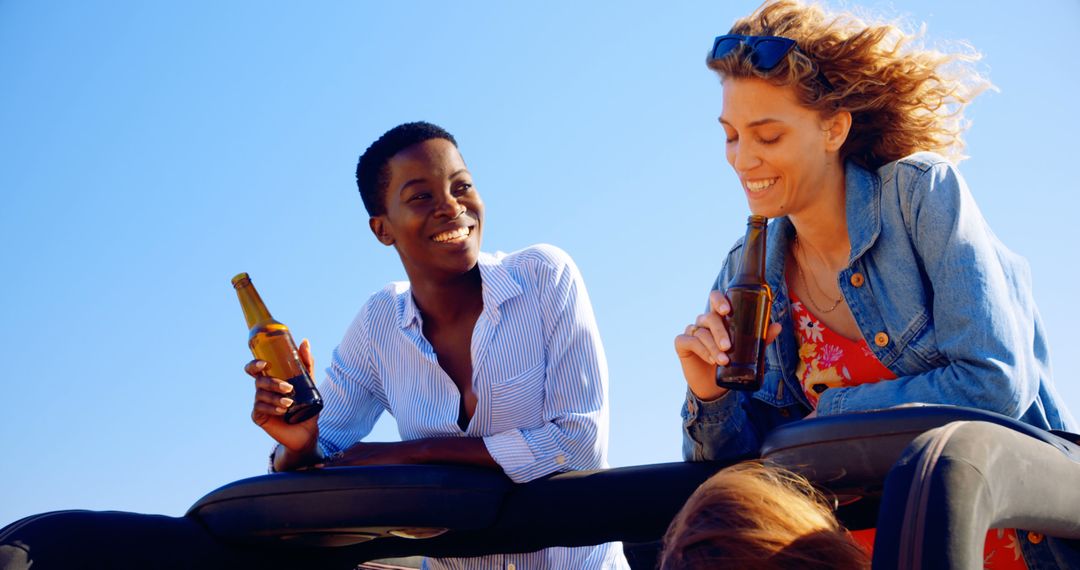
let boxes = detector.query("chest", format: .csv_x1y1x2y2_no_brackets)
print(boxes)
373,299,548,438
786,264,863,341
424,319,477,397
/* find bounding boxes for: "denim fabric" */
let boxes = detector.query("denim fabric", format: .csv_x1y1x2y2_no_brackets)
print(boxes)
683,152,1078,462
1017,533,1080,569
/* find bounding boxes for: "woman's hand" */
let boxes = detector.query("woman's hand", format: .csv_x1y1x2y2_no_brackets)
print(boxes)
245,339,320,455
675,290,782,401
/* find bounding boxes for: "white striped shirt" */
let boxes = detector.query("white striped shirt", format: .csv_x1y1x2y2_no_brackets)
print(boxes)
317,244,628,570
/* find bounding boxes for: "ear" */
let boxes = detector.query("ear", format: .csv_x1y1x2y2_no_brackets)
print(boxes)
822,110,852,153
369,216,395,246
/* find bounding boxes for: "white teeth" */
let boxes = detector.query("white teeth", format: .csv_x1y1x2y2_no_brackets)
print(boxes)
432,226,471,243
745,178,778,193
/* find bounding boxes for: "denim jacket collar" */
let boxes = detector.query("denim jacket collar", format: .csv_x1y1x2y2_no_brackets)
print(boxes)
845,160,883,263
764,160,880,286
760,160,881,408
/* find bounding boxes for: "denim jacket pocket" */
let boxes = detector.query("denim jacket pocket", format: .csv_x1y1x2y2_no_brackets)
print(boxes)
886,308,948,372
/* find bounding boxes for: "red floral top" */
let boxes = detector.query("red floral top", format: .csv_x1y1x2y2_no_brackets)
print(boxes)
791,291,1028,569
791,295,896,407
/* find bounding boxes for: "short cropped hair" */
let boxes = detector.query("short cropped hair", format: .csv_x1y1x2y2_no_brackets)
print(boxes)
355,121,458,216
660,462,869,570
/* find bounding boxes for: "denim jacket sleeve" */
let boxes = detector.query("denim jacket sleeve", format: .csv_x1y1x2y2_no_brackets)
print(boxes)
681,388,760,460
816,155,1057,425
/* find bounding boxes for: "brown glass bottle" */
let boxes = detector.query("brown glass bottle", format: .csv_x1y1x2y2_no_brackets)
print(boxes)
232,272,323,424
716,215,773,391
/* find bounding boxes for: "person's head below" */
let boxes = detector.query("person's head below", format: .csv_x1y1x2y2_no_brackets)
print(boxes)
709,0,990,217
355,121,484,282
659,461,869,570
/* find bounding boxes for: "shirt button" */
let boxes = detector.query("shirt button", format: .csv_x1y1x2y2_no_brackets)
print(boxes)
554,454,567,465
508,564,516,570
1028,531,1044,544
874,332,889,347
850,273,865,287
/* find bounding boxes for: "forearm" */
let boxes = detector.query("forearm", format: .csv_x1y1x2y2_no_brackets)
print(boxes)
410,437,499,468
272,441,321,472
324,437,500,470
815,360,1030,419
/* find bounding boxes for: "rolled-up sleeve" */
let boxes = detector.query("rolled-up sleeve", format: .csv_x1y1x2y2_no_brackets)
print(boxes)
483,247,609,483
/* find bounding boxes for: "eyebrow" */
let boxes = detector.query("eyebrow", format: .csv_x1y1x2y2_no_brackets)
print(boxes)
398,169,470,193
718,117,784,128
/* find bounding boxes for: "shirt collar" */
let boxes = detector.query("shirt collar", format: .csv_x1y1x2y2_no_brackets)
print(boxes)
397,251,524,330
843,159,882,262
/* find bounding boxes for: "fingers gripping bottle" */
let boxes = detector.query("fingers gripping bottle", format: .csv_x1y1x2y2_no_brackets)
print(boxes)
716,215,772,391
232,273,323,423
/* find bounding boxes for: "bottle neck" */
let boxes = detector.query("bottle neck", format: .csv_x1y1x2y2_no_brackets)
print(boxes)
234,277,273,328
734,216,768,283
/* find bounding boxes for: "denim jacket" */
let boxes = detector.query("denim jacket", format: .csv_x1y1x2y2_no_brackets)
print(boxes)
683,152,1078,462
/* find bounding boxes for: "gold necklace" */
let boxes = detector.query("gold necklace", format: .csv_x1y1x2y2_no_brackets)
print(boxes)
794,236,843,314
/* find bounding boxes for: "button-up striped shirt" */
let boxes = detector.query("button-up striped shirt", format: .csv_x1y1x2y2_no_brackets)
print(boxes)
317,244,628,570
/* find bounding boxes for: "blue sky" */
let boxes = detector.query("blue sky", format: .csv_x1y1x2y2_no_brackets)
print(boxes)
2,1,1078,525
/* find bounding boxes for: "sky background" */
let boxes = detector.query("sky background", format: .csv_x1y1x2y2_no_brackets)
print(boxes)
2,1,1078,525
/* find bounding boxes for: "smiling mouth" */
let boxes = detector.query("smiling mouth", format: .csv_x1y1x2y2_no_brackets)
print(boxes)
745,178,779,193
432,226,473,243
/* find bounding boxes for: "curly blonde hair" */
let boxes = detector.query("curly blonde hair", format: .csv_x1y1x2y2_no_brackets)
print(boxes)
659,462,869,570
707,0,992,168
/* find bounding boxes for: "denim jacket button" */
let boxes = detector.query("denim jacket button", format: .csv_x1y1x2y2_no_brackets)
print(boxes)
1028,531,1044,544
874,332,890,347
850,273,865,287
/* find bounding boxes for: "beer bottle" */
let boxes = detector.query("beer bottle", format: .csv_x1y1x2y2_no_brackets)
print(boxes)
232,272,323,424
716,215,772,391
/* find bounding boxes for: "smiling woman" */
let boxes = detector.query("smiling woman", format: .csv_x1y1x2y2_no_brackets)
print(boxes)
673,1,1079,566
0,122,630,570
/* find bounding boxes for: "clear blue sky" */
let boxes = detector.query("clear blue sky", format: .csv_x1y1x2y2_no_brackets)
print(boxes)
2,1,1078,525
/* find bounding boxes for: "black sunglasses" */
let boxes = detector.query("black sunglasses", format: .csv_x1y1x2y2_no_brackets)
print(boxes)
709,34,797,70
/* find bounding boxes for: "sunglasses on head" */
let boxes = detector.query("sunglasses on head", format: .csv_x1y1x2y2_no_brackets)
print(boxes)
709,33,834,91
709,34,797,70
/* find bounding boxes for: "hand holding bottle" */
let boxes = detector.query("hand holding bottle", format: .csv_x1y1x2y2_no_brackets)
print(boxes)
245,338,321,453
675,290,782,401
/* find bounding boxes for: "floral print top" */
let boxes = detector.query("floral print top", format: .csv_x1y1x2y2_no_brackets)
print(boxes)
790,293,895,408
791,291,1029,569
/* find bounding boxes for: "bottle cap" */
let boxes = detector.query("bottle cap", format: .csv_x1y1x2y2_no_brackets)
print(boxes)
231,272,251,288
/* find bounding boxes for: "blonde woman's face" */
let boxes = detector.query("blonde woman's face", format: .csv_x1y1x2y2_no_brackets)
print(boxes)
719,78,840,218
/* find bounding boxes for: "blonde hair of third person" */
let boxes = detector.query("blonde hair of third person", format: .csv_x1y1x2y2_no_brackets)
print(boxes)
659,462,868,570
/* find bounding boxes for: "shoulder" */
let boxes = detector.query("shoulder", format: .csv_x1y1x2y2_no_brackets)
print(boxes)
486,243,581,283
876,152,970,216
496,243,576,269
877,151,965,192
343,281,409,336
893,151,953,172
